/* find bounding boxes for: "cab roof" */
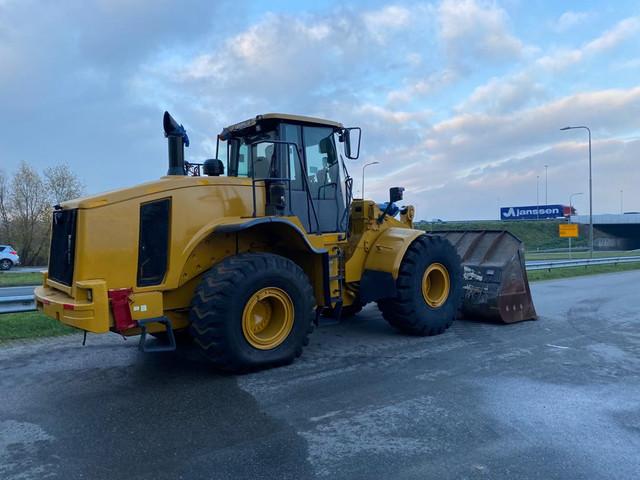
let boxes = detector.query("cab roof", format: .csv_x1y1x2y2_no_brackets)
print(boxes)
221,113,343,138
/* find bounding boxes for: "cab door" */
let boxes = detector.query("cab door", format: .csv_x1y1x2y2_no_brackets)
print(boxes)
280,123,346,234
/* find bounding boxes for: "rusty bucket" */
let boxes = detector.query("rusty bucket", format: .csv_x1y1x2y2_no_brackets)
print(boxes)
434,230,537,323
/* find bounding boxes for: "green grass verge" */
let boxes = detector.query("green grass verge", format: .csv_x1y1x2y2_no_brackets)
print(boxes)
0,271,43,287
527,261,640,282
0,311,75,343
417,219,590,251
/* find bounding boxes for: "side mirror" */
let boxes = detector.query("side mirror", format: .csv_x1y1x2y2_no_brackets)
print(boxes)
203,159,224,176
343,127,361,159
389,186,404,203
377,187,405,224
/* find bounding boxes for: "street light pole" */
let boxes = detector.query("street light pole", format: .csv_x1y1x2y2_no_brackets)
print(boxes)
560,125,593,258
544,164,548,205
536,175,540,220
569,192,583,259
620,189,624,214
361,161,380,200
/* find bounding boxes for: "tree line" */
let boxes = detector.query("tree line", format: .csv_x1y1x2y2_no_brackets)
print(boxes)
0,162,84,266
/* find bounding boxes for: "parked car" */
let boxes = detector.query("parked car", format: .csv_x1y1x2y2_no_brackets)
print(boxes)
0,245,20,270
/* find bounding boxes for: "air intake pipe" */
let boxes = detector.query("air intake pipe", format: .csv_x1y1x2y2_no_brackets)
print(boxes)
163,111,190,176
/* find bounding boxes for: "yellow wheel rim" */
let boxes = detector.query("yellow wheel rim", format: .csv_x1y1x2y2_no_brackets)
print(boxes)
242,287,294,350
421,263,450,308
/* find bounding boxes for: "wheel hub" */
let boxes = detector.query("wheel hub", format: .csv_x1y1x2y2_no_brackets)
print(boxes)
242,287,294,350
421,263,450,308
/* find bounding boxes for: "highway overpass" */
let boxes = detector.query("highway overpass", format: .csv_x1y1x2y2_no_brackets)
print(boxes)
571,213,640,250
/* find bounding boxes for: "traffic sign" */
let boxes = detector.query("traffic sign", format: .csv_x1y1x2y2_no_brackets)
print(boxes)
559,224,579,238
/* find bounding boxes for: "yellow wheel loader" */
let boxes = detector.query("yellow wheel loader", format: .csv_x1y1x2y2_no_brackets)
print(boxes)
35,112,535,371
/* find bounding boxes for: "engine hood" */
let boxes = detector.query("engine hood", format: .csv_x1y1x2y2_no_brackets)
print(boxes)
60,176,253,210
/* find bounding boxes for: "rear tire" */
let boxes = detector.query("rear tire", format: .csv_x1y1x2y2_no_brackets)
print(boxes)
189,253,315,372
0,259,13,271
377,235,463,336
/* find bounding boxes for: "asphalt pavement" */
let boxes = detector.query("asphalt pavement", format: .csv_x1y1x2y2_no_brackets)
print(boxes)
1,271,640,479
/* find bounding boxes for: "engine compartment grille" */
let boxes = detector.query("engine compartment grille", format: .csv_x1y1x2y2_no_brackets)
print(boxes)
48,209,77,286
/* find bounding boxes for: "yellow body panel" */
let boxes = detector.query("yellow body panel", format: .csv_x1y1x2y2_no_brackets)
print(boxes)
36,173,422,334
36,175,351,333
362,227,424,279
35,277,110,333
344,200,422,283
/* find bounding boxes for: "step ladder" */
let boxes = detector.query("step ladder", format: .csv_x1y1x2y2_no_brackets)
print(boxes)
328,246,345,315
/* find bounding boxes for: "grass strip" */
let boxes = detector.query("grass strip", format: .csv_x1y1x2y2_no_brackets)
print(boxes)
528,261,640,282
0,272,43,287
0,311,75,343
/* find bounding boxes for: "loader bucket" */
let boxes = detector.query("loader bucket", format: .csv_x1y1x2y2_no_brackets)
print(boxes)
433,230,537,324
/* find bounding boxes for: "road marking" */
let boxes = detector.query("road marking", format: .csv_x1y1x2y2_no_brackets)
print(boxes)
546,343,570,349
309,410,342,422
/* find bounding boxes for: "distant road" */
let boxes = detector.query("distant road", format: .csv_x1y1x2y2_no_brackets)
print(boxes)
5,266,45,273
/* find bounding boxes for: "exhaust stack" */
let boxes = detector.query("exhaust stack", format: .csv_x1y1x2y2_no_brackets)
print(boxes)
163,111,190,176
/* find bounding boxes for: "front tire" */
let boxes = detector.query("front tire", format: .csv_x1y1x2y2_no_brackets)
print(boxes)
190,253,315,371
377,235,463,336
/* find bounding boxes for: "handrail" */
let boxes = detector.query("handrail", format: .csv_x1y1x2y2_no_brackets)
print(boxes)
251,177,293,217
247,139,321,233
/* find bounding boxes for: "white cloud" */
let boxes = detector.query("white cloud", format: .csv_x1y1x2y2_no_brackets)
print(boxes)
585,16,640,53
538,16,640,71
437,0,523,66
2,1,640,220
430,87,640,164
387,70,458,105
552,11,591,32
363,87,640,219
456,73,546,114
363,4,412,42
134,3,439,139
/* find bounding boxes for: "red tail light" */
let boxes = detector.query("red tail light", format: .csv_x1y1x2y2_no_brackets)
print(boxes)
9,250,17,255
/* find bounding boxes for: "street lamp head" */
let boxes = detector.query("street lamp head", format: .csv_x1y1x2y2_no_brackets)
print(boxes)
560,125,590,132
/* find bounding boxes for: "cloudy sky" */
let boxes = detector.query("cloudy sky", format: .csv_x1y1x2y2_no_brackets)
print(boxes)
1,0,639,220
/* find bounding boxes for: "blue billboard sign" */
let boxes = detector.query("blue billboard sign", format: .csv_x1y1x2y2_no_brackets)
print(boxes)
500,204,565,221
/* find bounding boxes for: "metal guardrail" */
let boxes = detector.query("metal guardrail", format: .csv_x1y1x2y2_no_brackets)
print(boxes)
0,295,36,314
526,256,640,271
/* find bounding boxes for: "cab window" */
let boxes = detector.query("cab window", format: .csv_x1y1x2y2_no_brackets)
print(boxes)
302,126,338,199
228,140,249,177
280,123,303,190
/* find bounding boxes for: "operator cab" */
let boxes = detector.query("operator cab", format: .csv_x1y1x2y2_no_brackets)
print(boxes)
217,114,360,234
